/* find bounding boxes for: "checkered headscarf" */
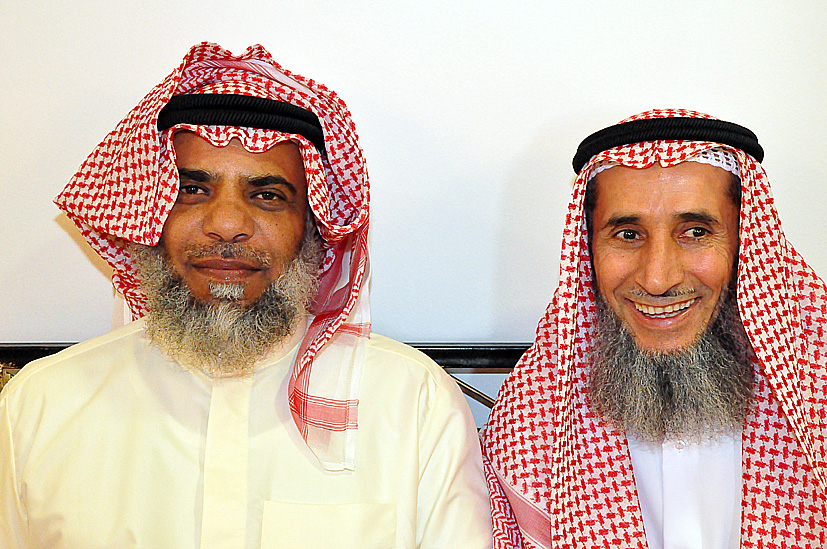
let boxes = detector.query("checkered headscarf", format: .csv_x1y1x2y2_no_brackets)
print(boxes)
55,42,370,471
483,109,827,547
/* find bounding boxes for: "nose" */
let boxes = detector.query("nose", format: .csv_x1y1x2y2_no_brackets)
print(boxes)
638,235,683,295
201,195,254,243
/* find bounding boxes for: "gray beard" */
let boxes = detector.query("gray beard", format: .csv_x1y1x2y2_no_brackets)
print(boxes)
131,231,322,378
589,290,754,444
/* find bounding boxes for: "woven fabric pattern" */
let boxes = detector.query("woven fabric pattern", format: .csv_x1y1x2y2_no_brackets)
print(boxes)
483,109,827,547
54,42,370,469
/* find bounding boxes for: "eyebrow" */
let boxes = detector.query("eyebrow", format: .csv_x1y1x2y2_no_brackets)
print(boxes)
675,211,720,225
602,211,721,230
178,168,214,182
247,175,296,194
603,214,640,229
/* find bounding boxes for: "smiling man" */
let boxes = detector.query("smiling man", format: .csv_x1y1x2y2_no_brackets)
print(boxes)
589,162,740,352
484,110,827,548
587,160,752,447
0,43,491,548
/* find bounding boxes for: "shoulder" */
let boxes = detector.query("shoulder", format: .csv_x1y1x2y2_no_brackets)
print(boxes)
364,333,452,385
364,333,433,363
1,320,149,403
361,333,468,414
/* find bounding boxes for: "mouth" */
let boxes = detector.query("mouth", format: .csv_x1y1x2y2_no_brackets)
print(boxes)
633,297,698,318
191,259,263,280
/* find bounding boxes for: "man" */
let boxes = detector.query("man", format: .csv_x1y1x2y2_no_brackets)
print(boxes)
0,42,491,548
483,109,827,548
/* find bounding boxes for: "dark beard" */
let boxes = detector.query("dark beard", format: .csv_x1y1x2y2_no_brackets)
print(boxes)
131,230,322,378
589,290,754,443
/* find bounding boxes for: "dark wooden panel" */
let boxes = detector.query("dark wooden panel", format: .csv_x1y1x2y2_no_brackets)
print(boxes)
0,342,529,407
0,344,71,369
0,342,529,371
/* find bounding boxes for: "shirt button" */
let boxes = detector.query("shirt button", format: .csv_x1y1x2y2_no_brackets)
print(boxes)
674,440,686,450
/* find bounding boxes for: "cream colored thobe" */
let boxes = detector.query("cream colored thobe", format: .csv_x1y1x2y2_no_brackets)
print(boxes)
0,319,491,548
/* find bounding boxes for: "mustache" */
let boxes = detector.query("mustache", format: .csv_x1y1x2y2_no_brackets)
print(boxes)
183,242,272,268
629,287,696,299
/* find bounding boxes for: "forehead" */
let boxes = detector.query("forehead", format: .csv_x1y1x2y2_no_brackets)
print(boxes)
591,162,737,222
172,131,308,187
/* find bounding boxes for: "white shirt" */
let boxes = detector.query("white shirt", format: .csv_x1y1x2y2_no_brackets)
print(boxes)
0,319,492,548
628,433,743,549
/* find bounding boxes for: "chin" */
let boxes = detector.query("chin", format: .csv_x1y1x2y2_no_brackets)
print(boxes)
634,333,701,354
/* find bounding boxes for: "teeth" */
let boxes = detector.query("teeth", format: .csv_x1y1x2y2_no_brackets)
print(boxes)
634,299,696,317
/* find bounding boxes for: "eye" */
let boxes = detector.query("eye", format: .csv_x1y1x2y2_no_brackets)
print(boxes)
614,229,639,241
685,226,709,238
175,183,208,204
252,190,286,202
179,184,206,195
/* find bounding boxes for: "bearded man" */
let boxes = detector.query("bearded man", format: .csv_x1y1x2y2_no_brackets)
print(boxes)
0,42,491,548
483,110,827,548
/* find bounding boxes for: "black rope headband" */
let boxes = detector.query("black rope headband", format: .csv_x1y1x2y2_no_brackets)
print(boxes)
157,93,326,153
572,116,763,174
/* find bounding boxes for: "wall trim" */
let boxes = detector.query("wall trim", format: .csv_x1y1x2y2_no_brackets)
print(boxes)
0,343,528,407
0,342,529,371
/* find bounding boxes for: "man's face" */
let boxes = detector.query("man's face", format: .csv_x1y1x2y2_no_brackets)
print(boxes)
590,162,740,352
161,131,309,305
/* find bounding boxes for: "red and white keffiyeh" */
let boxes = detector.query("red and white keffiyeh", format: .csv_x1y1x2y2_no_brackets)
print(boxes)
483,109,827,547
55,42,370,471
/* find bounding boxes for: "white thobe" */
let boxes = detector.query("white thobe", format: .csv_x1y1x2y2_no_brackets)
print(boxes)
0,319,492,548
628,433,742,549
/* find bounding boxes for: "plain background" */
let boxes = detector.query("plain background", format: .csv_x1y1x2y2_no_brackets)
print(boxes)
2,1,826,422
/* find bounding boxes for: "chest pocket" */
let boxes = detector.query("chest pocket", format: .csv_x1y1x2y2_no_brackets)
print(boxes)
261,501,397,548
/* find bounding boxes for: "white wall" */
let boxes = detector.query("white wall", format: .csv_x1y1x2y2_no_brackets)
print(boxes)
2,1,826,347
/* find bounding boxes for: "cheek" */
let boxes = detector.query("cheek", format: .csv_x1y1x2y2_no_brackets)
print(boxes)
691,249,736,293
592,249,630,299
261,214,306,248
158,212,197,264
